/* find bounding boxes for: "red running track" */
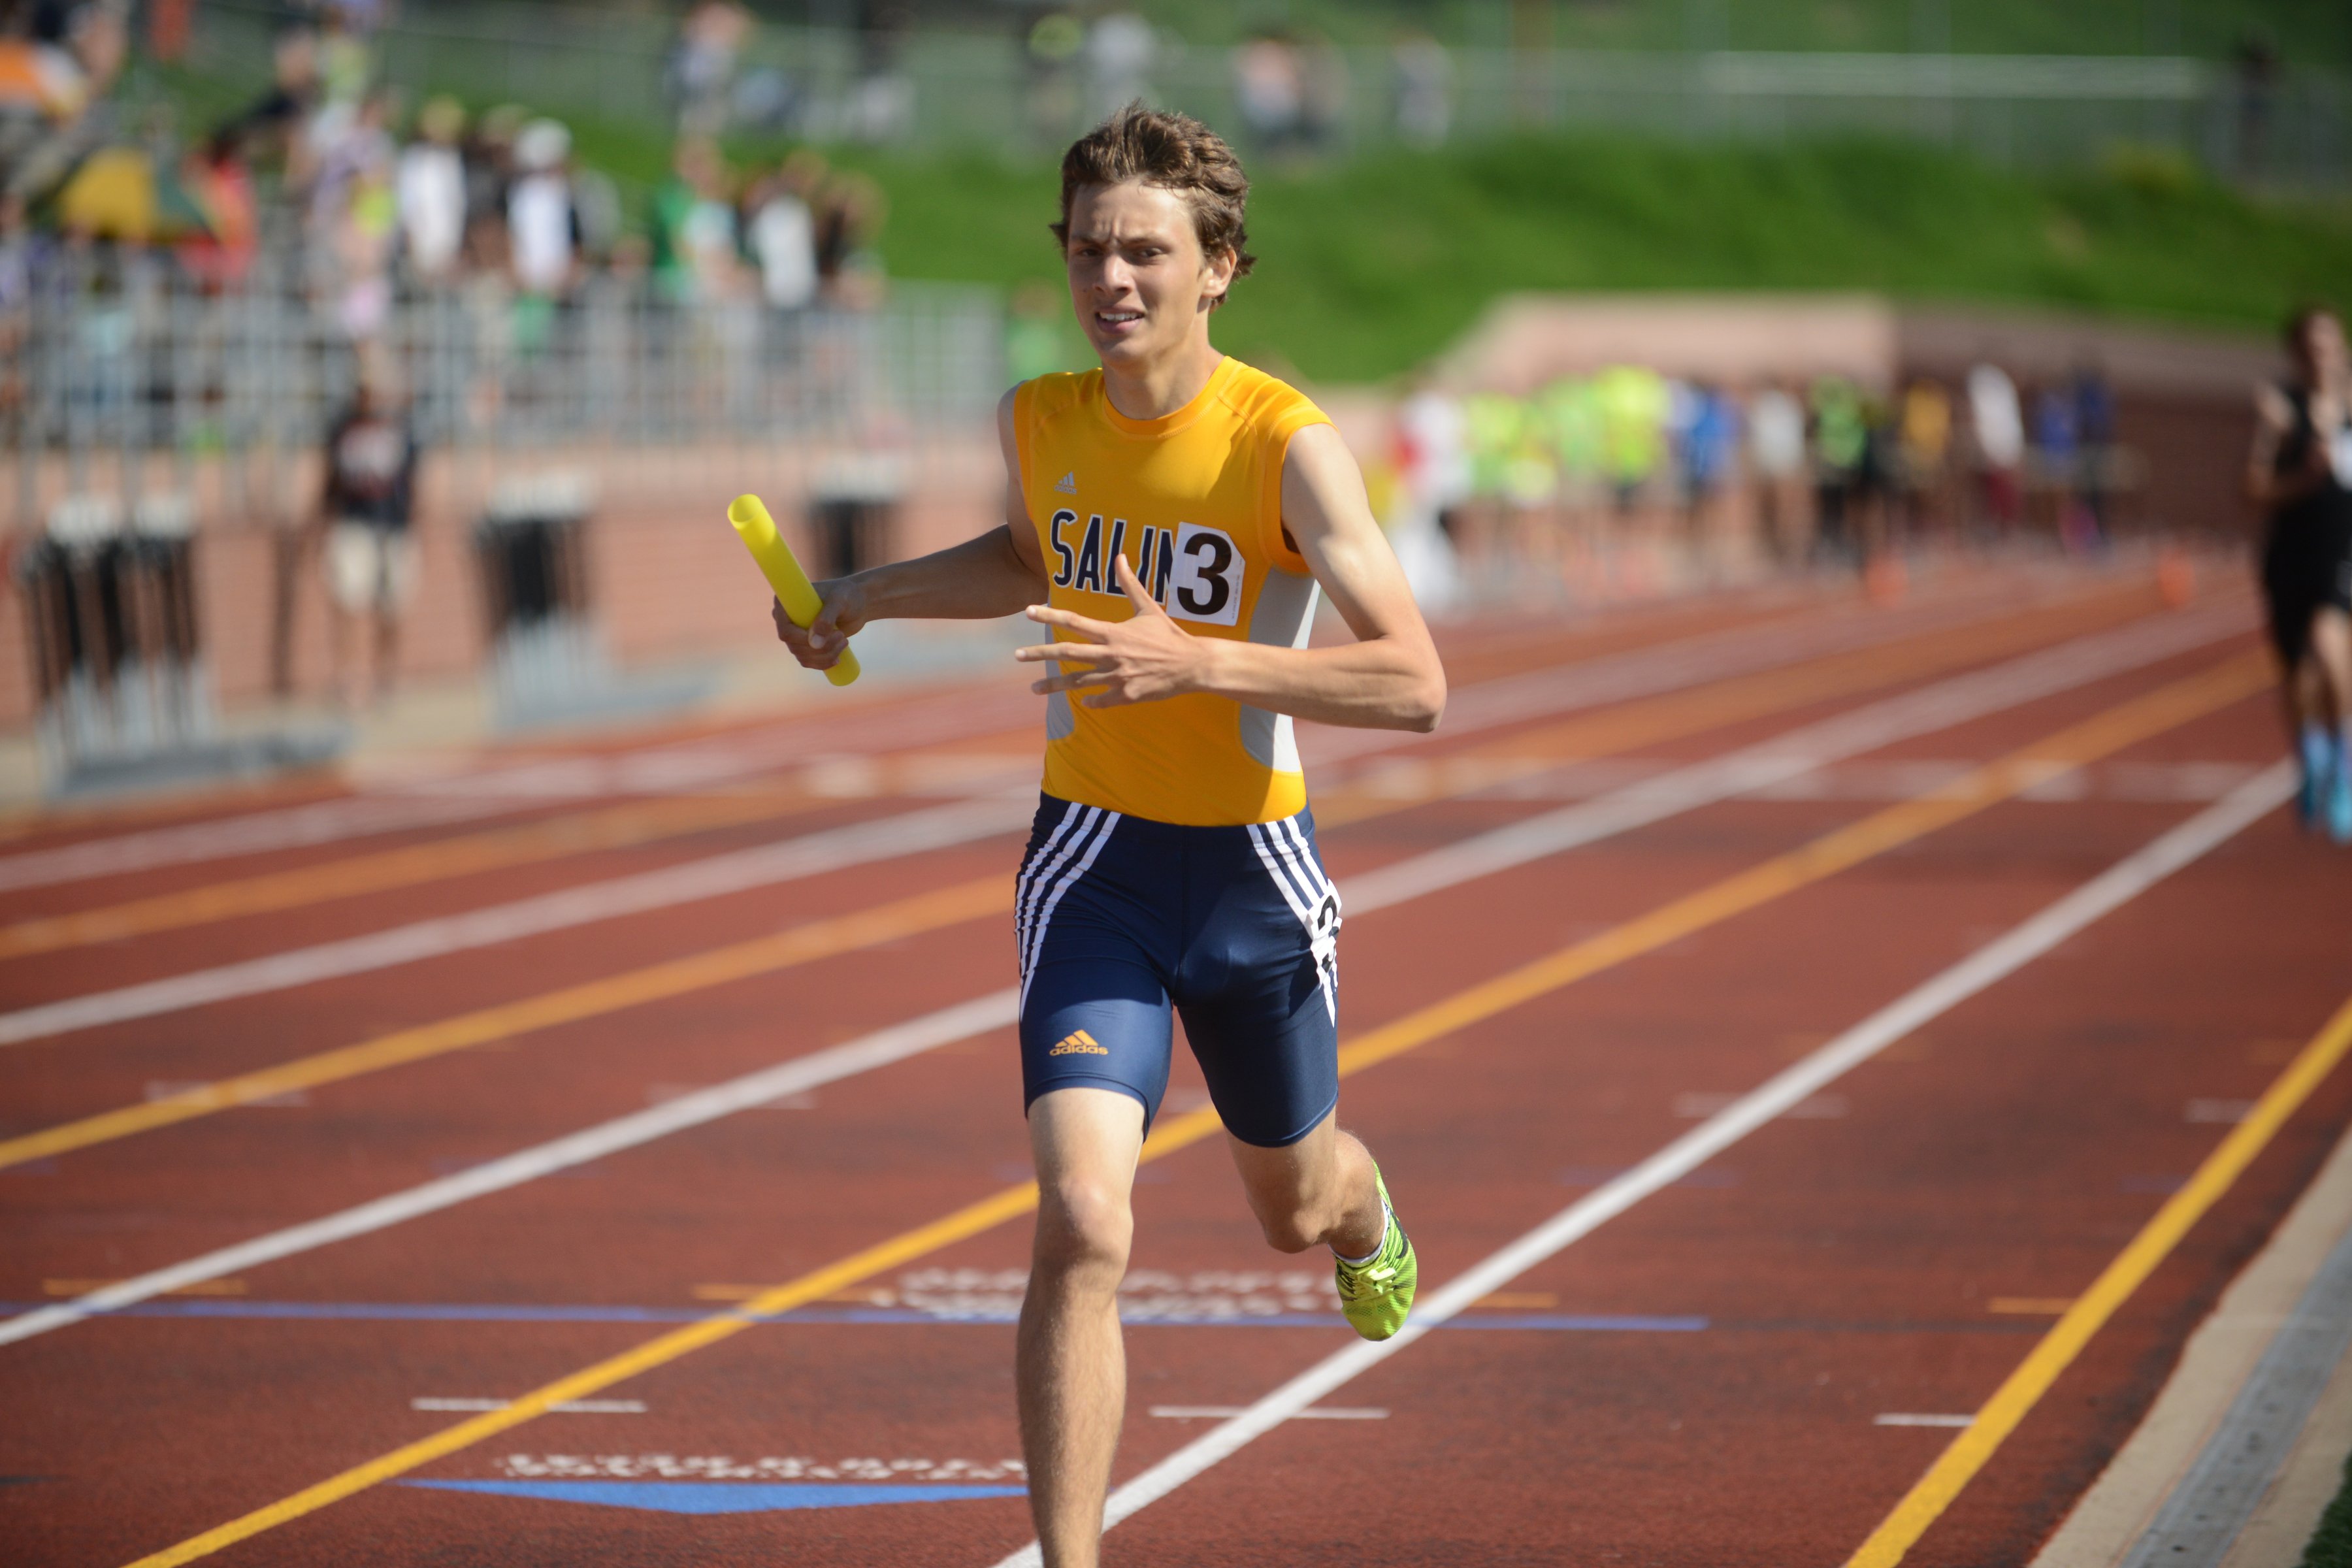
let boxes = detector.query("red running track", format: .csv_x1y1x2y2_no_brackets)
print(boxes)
1,559,2345,1568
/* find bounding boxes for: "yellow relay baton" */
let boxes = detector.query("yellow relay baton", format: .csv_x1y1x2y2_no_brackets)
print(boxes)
728,493,860,687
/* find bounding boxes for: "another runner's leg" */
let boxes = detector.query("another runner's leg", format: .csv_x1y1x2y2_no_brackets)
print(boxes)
1018,1087,1146,1568
2311,606,2352,841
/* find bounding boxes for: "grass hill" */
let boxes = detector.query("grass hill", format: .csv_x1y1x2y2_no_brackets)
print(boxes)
815,135,2352,383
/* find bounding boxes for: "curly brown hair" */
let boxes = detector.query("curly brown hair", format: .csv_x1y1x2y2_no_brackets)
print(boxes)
1051,103,1256,307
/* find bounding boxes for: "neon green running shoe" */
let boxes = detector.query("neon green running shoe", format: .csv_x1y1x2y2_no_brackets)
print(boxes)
1334,1167,1416,1342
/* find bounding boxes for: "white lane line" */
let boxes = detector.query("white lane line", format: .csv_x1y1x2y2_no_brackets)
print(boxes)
0,689,1043,895
412,1397,647,1414
1343,601,2248,915
0,794,1033,1049
0,990,1021,1347
0,578,2034,896
0,605,2253,1347
1876,1414,1976,1428
1147,1407,1388,1420
0,591,2102,1049
983,763,2295,1568
1301,576,2039,768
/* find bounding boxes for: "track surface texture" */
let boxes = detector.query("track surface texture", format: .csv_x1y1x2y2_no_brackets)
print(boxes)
4,561,2345,1568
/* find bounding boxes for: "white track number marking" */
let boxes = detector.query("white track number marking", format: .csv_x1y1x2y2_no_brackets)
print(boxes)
1164,523,1245,627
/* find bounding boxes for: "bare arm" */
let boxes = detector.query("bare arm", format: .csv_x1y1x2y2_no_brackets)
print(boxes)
2246,383,2330,510
1015,422,1446,733
776,388,1051,672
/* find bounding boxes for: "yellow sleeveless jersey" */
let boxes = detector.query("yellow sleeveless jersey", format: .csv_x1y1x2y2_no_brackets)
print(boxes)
1014,356,1331,826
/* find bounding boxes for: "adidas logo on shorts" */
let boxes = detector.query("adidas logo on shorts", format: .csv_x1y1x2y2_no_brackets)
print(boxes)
1048,1028,1107,1056
1054,471,1077,495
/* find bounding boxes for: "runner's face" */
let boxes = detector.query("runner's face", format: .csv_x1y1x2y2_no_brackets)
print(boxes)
1064,181,1233,368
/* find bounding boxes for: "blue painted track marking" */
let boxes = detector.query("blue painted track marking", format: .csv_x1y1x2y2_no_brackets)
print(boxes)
401,1478,1026,1514
0,1299,1707,1331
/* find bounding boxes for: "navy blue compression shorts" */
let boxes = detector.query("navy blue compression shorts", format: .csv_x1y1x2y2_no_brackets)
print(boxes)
1014,793,1342,1149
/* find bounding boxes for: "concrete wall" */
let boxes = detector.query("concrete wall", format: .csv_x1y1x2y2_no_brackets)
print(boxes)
0,434,1000,730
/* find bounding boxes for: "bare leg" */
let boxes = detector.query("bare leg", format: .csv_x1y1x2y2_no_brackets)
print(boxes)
1017,1088,1145,1568
1225,1110,1385,1260
373,609,401,706
2308,607,2352,730
329,604,363,712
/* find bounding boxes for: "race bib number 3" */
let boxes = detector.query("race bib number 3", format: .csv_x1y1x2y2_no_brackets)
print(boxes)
1164,523,1245,627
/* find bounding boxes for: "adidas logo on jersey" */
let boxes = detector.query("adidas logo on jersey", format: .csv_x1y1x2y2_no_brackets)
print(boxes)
1054,472,1077,495
1047,1028,1107,1056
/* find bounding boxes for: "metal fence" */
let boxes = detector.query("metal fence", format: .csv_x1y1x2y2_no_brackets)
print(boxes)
182,0,2352,188
3,242,1004,785
9,243,1006,532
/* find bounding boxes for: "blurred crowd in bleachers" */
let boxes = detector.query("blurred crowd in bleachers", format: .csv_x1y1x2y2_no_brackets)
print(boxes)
0,0,896,363
1389,360,2134,596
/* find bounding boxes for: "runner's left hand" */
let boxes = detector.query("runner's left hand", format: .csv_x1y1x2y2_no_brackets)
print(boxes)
1015,554,1206,708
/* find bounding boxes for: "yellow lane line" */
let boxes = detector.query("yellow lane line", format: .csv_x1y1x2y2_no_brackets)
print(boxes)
0,876,1011,1173
0,787,832,960
0,598,2191,1175
1844,987,2352,1568
7,582,2134,957
121,650,2270,1568
1313,585,2150,826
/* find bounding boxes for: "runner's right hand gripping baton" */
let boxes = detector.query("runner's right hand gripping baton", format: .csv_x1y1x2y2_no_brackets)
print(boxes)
729,493,860,687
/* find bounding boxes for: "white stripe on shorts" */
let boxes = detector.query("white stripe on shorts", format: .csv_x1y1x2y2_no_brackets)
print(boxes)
1019,808,1121,1013
1247,817,1339,1023
1015,799,1085,964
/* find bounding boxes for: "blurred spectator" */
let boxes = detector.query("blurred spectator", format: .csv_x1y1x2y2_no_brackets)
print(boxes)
219,22,321,166
1539,374,1604,534
1674,380,1739,540
2029,376,2080,544
1388,376,1465,611
669,0,751,137
1025,10,1083,143
650,135,737,304
1593,363,1669,510
329,129,397,338
815,169,887,308
1391,32,1452,148
396,95,465,286
507,118,577,298
847,0,914,144
1966,359,2024,534
2072,360,2116,540
316,350,419,710
1085,10,1153,120
1297,32,1350,154
463,103,525,242
1233,33,1303,154
1747,381,1808,561
1897,375,1952,536
745,149,822,310
1810,376,1867,563
316,4,374,106
175,130,258,288
3,1,127,211
306,84,395,242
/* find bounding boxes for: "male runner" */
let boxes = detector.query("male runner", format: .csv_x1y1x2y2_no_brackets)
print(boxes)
2247,304,2352,840
772,104,1446,1565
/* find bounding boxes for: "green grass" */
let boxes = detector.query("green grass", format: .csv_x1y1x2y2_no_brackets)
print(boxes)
1114,0,2352,66
2309,1446,2352,1568
819,135,2352,383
